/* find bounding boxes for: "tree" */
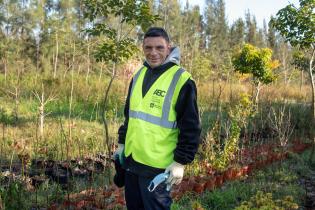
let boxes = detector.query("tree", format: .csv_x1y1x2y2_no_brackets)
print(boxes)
232,44,278,104
180,4,203,72
271,0,315,160
245,10,257,45
83,0,158,182
267,16,277,50
277,38,292,85
229,18,245,47
204,0,230,82
155,0,182,43
204,0,229,52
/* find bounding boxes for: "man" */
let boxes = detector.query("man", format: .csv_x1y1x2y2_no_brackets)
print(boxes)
115,27,201,210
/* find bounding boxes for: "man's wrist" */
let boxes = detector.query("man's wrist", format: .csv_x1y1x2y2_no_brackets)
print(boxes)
173,156,186,165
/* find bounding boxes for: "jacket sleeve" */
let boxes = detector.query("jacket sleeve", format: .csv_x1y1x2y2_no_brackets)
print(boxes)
118,79,133,144
173,79,201,165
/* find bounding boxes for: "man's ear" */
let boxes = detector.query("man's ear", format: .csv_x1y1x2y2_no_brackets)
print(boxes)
167,44,171,53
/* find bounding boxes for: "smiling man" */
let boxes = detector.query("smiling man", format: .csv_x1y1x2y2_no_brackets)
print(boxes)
115,27,201,210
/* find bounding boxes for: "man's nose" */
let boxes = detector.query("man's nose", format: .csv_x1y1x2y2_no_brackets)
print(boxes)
150,48,158,55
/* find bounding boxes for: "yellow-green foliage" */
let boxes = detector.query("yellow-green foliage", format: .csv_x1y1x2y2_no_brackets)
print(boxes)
211,120,240,172
228,93,255,127
191,200,206,210
235,191,299,210
232,44,278,85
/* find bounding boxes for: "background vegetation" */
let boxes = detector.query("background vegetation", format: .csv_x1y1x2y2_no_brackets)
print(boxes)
0,0,314,209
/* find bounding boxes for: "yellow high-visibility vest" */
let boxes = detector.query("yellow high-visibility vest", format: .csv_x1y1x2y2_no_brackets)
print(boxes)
125,65,191,168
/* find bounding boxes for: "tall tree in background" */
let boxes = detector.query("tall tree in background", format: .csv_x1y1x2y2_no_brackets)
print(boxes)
204,0,228,52
229,18,245,47
204,0,230,81
156,0,182,43
245,10,257,45
271,0,315,161
278,38,292,85
0,0,37,81
267,16,277,50
0,0,8,80
180,3,203,74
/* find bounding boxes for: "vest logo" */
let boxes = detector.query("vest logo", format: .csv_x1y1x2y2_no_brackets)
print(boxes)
153,89,166,97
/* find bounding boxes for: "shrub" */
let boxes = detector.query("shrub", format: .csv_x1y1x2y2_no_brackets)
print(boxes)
235,191,298,210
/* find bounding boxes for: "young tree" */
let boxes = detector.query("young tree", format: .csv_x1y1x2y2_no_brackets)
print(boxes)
271,0,315,160
232,44,278,104
83,0,158,180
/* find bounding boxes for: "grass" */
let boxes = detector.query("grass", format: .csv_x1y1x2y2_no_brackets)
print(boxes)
0,117,122,161
172,149,315,210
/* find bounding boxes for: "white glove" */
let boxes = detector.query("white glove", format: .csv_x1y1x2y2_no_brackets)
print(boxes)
112,143,124,161
165,161,184,188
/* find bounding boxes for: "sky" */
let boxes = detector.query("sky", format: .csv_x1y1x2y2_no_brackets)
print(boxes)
183,0,299,27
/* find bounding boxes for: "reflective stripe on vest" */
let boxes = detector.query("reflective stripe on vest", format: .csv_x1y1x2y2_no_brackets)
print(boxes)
129,68,185,129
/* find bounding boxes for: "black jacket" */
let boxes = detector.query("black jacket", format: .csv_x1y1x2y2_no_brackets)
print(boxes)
118,53,201,178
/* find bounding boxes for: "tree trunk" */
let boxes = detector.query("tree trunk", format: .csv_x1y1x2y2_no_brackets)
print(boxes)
254,81,261,105
98,63,104,83
101,62,117,185
86,42,90,83
1,123,5,165
3,58,7,83
53,32,59,78
300,70,304,91
14,87,19,124
308,47,315,163
36,42,40,72
39,101,44,138
283,57,287,85
39,83,45,138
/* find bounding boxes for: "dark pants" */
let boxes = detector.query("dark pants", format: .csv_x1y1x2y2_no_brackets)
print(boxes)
124,170,172,210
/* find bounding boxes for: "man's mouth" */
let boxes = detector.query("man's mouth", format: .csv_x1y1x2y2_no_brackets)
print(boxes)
150,58,159,62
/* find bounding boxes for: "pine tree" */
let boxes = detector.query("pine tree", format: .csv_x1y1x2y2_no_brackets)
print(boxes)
156,0,182,44
245,10,258,45
180,4,203,73
229,18,245,47
267,16,277,50
204,0,228,52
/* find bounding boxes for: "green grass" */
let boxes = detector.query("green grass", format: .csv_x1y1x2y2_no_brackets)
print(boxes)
172,149,314,210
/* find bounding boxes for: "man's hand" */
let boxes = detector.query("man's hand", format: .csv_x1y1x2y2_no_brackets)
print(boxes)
165,161,184,188
112,144,124,162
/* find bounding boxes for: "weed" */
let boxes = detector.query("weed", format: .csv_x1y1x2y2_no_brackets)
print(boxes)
235,191,298,210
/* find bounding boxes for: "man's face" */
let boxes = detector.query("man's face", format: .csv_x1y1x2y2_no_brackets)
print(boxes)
143,37,171,68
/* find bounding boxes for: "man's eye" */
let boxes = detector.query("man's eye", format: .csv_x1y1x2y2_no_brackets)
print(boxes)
157,46,164,50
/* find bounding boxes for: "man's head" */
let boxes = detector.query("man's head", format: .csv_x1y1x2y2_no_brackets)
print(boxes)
143,27,171,68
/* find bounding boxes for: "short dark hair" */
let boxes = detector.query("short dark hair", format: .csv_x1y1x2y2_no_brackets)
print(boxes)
144,27,170,43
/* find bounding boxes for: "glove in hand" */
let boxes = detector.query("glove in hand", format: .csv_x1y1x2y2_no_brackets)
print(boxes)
165,161,184,188
112,143,124,163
